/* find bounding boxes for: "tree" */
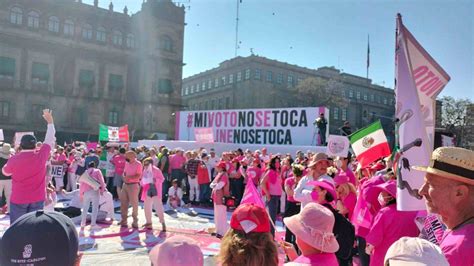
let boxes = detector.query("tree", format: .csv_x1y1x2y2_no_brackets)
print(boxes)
295,77,348,108
439,96,472,147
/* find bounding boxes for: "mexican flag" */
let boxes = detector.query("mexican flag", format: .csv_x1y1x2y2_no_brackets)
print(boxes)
99,124,129,142
350,121,391,168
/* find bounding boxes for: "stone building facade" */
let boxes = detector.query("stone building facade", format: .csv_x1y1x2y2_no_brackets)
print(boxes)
0,0,185,143
182,55,395,137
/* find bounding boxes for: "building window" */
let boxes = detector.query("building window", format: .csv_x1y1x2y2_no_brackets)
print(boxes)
342,90,346,97
276,73,283,84
0,101,10,118
218,98,224,109
48,16,60,33
196,83,200,92
221,76,226,86
160,35,173,52
82,24,93,40
112,30,123,46
31,104,45,122
108,111,119,125
78,69,95,89
370,94,374,102
0,57,16,79
255,69,261,80
237,72,242,82
202,81,206,91
333,107,339,120
266,71,273,82
10,7,23,25
383,98,388,105
72,107,87,127
126,34,135,48
214,78,219,88
226,97,231,109
181,87,184,96
155,79,173,94
349,90,353,98
64,19,74,37
185,87,189,95
208,79,212,89
31,62,50,84
356,91,361,99
341,108,347,121
108,74,124,92
96,27,106,43
27,11,40,29
245,69,251,80
287,75,294,87
297,77,303,85
229,74,234,84
363,94,368,101
190,85,194,94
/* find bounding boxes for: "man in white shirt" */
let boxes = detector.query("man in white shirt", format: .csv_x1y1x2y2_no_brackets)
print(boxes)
293,152,334,209
208,148,220,179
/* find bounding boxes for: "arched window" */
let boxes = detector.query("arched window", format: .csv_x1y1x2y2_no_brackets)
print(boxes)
27,11,40,29
48,16,59,33
10,7,23,25
82,23,92,40
160,35,173,51
64,19,74,37
126,34,135,48
96,26,106,43
112,30,122,46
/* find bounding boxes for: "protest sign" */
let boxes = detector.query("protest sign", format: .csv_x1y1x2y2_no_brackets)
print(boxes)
326,135,350,157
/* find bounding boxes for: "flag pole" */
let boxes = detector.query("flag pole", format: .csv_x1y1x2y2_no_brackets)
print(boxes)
366,34,370,79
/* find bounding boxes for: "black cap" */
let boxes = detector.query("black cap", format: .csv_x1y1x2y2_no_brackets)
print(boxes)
20,135,37,150
0,211,79,266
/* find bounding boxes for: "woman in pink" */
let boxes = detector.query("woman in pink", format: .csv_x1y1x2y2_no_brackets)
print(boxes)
79,161,106,231
334,172,357,220
365,180,419,266
246,158,262,187
210,161,230,237
140,158,166,231
260,156,282,236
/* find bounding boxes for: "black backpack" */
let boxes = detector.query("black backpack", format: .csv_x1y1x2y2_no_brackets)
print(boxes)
324,204,356,261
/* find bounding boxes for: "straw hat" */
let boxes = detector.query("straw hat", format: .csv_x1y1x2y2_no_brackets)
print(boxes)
412,147,474,186
283,203,339,253
307,153,329,168
0,143,13,159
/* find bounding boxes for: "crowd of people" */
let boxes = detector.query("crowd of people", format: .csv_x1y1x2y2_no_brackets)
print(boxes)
0,109,473,266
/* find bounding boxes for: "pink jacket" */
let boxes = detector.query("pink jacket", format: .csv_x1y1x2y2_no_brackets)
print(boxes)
140,166,164,201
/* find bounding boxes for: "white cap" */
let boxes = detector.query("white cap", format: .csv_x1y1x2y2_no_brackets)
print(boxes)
384,237,449,266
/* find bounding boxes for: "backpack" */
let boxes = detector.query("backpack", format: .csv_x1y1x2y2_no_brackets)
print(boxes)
324,204,356,261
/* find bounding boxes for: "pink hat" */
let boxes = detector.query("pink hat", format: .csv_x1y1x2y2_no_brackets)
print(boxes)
149,235,203,266
333,173,350,186
283,203,339,253
307,180,337,201
376,180,397,198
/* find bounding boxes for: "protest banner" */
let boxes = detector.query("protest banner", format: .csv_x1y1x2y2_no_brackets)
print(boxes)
326,135,350,157
194,128,214,143
175,107,329,146
50,164,64,179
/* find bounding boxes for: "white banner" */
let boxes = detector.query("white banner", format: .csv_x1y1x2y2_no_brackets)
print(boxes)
175,107,329,146
326,135,350,157
0,129,4,141
51,164,64,179
403,23,450,145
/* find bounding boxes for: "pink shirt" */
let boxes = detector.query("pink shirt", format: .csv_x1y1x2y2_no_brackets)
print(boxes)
111,154,126,175
440,223,474,266
246,166,262,186
2,144,51,204
123,159,143,183
285,253,338,266
169,154,186,170
366,204,419,266
339,168,356,186
54,153,67,162
285,177,297,202
342,191,357,220
140,166,165,201
79,168,106,195
267,169,282,196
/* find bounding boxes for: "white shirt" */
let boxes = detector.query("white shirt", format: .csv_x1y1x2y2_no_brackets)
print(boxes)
293,173,334,209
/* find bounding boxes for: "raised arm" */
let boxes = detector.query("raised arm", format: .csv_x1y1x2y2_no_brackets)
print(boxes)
42,109,56,148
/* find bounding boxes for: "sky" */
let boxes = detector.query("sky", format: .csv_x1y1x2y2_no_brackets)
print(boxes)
84,0,473,100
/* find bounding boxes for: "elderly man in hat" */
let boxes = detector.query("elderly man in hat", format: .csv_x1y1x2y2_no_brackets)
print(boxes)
414,147,474,266
0,143,13,213
2,109,56,223
294,152,334,209
119,150,142,228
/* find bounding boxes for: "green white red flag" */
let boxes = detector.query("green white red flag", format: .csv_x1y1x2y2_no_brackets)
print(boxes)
349,121,391,168
99,124,129,142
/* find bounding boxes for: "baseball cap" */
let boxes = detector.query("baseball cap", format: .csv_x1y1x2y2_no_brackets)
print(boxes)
384,237,449,266
20,134,37,150
230,203,270,233
149,235,203,266
0,210,79,266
